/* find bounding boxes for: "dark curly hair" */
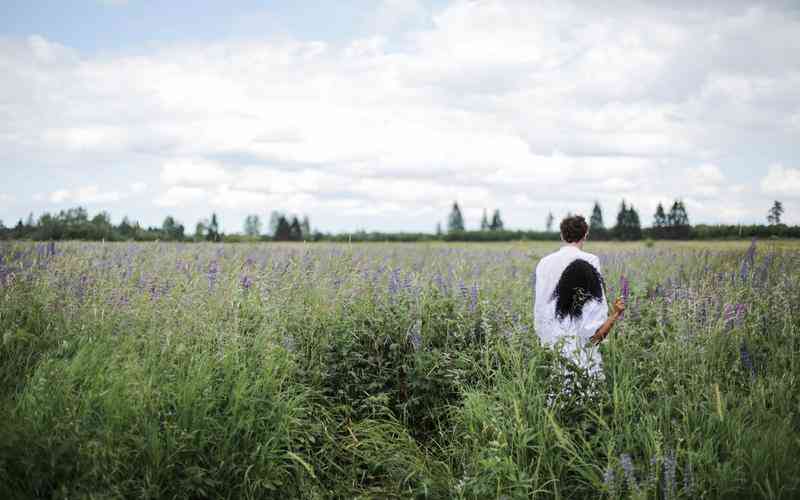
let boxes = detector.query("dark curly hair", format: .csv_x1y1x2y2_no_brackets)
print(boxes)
551,259,604,321
560,215,588,243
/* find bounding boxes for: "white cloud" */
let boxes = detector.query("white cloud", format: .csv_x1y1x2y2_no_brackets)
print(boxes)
161,160,233,187
131,182,148,193
48,186,124,204
49,189,71,203
2,1,800,228
0,194,14,204
154,186,207,207
687,164,726,198
761,164,800,197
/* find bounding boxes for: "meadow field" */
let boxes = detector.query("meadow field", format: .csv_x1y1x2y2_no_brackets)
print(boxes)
1,239,798,499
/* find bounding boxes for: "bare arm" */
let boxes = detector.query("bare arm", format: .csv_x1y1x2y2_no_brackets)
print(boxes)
589,297,625,345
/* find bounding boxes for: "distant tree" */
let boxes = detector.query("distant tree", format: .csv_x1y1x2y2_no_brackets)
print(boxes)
289,216,303,241
490,209,504,231
545,212,555,232
664,200,690,239
301,215,311,238
268,211,285,236
480,209,490,231
194,221,207,241
668,200,689,226
613,200,642,240
274,216,291,241
626,204,642,240
118,216,135,240
590,201,604,229
243,214,262,237
90,211,114,240
206,213,220,242
654,203,667,228
447,202,465,233
162,216,184,241
435,221,443,236
767,200,784,225
25,212,35,228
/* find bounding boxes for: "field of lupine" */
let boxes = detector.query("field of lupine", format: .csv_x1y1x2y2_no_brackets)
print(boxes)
1,239,799,499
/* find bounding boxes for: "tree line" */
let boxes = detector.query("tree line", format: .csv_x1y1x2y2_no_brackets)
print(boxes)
0,200,793,242
0,209,315,242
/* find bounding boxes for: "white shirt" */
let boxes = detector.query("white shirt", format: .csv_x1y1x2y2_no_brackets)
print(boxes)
534,245,607,376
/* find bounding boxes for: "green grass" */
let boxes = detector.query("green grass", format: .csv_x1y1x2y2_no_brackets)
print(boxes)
1,240,799,498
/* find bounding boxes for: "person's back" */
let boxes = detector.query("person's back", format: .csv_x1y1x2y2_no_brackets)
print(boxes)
533,215,623,378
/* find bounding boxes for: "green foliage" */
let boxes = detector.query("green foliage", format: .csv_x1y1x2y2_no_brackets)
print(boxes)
1,240,800,497
448,202,465,233
767,201,784,225
613,201,643,241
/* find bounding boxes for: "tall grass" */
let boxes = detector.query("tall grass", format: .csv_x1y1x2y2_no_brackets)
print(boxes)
0,240,798,498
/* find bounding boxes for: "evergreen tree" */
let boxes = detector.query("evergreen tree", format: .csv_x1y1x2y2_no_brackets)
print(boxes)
665,200,690,239
289,216,303,241
274,216,291,241
767,200,784,225
613,200,642,240
435,222,443,236
268,211,285,236
162,216,184,241
490,209,504,231
204,213,221,242
447,202,465,233
243,214,262,237
614,200,627,238
653,202,667,239
194,221,207,241
626,204,643,240
119,217,135,240
546,212,554,232
480,209,489,231
590,201,604,229
668,200,689,226
654,203,667,227
301,215,311,237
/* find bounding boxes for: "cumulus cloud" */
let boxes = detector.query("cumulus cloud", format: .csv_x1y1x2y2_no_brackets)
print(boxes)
761,164,800,197
2,1,799,228
48,186,124,204
154,186,207,207
131,182,148,194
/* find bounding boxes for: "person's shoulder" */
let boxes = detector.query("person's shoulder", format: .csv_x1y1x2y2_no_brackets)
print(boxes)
536,249,560,269
578,250,601,267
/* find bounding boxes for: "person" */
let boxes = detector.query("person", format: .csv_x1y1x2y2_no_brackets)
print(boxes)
534,215,625,379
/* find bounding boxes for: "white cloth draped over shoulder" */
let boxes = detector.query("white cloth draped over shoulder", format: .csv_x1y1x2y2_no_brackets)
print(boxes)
534,245,608,377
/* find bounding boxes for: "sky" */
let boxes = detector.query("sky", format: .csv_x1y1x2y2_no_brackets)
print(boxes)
1,0,799,233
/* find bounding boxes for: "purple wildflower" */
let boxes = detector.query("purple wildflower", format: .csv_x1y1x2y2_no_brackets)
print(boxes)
282,334,295,353
740,340,756,381
207,260,219,290
683,461,694,496
408,319,422,351
739,237,757,281
459,280,469,303
469,283,479,312
388,268,401,297
620,453,638,491
240,275,253,291
662,449,677,500
603,466,617,496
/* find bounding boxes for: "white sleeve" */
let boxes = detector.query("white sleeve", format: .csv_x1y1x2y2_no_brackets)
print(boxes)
533,262,546,329
580,298,607,342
